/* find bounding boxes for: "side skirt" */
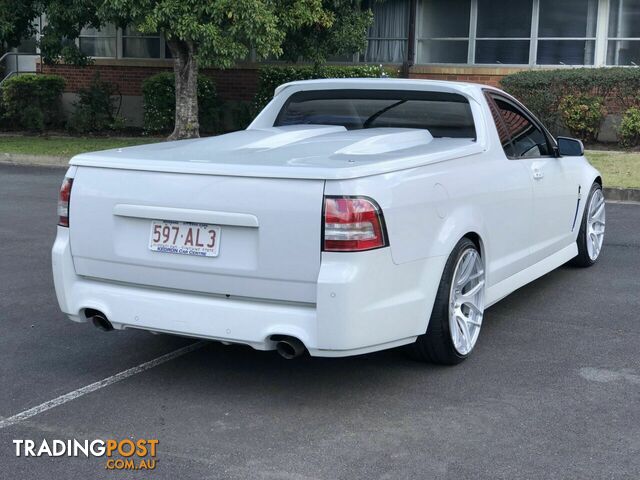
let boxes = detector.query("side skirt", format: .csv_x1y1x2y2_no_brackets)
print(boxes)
485,243,578,308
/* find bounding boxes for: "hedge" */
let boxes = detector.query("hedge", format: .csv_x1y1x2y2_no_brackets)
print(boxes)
254,64,399,111
1,74,65,131
500,68,640,136
142,72,219,134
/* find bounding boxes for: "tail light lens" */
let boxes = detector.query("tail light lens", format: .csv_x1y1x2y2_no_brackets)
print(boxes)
323,196,388,252
57,177,73,227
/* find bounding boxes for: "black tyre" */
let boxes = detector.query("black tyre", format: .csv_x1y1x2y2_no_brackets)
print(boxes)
407,237,485,365
571,182,605,268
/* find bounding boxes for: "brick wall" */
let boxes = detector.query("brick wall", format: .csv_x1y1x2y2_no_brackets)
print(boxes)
207,68,259,101
39,61,532,101
39,60,260,102
407,66,529,88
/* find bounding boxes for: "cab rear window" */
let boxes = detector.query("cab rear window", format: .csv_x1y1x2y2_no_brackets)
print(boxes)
274,89,476,139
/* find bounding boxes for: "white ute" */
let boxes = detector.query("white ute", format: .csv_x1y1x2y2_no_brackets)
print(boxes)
52,79,605,364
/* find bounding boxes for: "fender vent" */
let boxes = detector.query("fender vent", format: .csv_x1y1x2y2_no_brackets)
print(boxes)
571,185,582,232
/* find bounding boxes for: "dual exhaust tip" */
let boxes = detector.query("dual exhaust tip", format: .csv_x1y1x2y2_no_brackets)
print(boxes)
86,310,305,359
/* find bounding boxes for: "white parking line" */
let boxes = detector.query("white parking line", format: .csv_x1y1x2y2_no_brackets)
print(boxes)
0,341,207,430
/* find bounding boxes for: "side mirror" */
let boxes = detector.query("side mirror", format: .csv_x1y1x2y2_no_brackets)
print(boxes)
556,136,584,157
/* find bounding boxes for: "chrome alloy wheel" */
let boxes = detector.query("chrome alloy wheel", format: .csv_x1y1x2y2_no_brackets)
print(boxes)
449,248,485,355
586,189,606,261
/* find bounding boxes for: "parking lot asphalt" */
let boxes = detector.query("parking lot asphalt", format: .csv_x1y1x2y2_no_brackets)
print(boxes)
0,164,638,479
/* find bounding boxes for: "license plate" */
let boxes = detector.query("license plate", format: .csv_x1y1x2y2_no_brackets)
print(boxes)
148,220,221,257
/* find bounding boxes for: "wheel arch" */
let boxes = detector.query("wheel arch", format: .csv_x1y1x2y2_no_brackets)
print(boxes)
462,232,485,259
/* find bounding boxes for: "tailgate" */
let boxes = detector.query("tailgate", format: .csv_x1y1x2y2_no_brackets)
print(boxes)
69,167,324,303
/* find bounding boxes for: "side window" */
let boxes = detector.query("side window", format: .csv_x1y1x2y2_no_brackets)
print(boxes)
485,94,515,157
491,96,552,158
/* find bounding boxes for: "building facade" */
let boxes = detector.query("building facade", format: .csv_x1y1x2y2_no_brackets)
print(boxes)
4,0,638,126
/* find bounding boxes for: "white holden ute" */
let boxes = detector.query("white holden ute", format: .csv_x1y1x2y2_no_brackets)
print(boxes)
52,79,605,364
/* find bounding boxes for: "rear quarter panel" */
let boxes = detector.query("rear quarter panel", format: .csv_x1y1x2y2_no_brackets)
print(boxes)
324,151,531,286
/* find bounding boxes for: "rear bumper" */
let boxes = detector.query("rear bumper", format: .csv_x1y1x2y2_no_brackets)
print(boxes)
53,227,446,357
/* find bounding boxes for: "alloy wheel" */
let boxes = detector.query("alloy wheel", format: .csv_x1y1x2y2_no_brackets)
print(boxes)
449,248,485,355
586,189,606,261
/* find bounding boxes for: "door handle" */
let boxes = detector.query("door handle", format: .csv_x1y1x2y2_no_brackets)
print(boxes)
532,167,544,180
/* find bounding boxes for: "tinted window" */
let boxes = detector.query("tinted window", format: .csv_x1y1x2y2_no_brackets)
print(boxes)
275,90,476,139
420,0,471,38
539,0,597,38
491,96,551,158
485,95,515,157
475,40,530,64
477,0,532,38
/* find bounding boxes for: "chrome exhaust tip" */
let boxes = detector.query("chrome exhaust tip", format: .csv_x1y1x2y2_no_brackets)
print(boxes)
275,337,305,359
86,310,113,332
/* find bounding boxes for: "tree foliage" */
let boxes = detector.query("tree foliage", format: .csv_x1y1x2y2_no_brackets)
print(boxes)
0,0,41,49
38,0,102,65
280,0,372,67
99,0,334,67
3,0,373,138
96,0,351,138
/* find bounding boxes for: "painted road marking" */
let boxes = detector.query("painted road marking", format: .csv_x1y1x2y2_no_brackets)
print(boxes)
580,367,640,385
0,341,207,430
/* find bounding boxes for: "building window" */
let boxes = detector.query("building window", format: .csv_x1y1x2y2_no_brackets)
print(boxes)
417,0,471,64
79,25,117,58
475,0,532,64
122,27,161,58
16,38,38,54
537,0,597,65
607,0,640,65
9,16,42,54
416,0,604,66
363,0,410,63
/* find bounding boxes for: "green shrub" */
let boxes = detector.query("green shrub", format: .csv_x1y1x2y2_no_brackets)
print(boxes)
0,98,7,131
1,74,65,131
69,74,125,133
142,72,219,134
501,68,640,136
618,107,640,147
221,100,255,132
500,70,563,132
254,64,398,111
558,95,606,143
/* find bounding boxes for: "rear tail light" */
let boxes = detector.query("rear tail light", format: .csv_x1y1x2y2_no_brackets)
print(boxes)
323,196,388,252
57,177,73,227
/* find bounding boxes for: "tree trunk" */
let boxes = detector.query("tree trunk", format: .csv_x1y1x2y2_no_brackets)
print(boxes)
168,40,199,140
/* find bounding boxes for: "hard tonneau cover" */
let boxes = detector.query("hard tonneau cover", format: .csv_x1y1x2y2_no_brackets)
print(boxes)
70,126,483,180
